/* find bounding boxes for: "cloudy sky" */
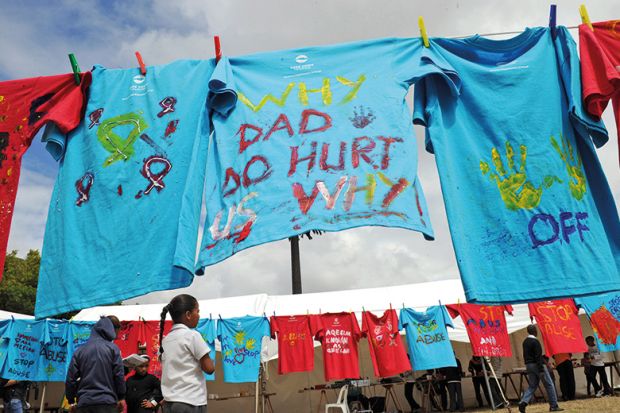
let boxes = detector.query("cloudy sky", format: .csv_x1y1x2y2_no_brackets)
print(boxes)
2,0,619,305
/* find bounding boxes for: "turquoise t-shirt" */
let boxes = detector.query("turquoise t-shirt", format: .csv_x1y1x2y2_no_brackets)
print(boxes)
197,37,460,272
414,27,619,303
0,319,12,372
399,306,456,371
36,60,224,317
195,318,217,381
575,292,620,352
217,316,270,383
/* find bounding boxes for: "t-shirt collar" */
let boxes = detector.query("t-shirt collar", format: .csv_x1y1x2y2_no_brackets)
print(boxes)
171,323,190,331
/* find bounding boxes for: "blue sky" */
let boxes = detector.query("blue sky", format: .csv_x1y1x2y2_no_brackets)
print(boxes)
2,0,619,304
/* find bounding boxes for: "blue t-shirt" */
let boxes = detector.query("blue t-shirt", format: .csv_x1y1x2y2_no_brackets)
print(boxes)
0,319,11,372
413,26,619,303
217,316,270,383
36,60,224,317
1,320,45,381
575,292,620,352
195,318,217,381
399,306,456,371
197,37,460,272
65,321,95,360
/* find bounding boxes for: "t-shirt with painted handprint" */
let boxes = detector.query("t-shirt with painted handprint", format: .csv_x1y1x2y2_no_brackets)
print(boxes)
217,315,270,383
414,26,619,303
361,309,411,377
270,314,317,374
575,292,620,352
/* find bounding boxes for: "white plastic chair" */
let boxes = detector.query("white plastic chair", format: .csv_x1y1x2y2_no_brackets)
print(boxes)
325,384,350,413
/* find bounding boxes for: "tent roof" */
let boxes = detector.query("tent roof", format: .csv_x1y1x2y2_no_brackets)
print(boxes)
73,278,535,343
0,310,34,319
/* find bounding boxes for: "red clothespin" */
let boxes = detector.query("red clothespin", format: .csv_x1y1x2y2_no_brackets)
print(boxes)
135,51,146,75
214,35,222,63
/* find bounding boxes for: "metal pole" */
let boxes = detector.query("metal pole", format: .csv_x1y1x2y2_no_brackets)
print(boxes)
39,383,47,413
290,236,302,294
485,357,510,409
481,359,496,411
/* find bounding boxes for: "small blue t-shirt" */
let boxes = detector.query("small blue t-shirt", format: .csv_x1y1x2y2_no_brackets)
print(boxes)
195,318,217,381
65,321,95,361
414,26,619,303
197,37,461,272
36,60,225,317
0,319,12,372
217,316,270,383
399,306,456,371
575,292,620,352
1,319,45,381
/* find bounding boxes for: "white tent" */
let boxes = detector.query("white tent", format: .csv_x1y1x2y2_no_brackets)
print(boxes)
0,310,34,319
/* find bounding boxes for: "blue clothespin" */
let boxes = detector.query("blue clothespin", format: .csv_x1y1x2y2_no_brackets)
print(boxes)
549,5,557,39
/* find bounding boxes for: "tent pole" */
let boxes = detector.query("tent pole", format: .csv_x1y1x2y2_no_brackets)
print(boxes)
39,383,47,413
290,236,302,294
485,357,510,410
255,376,259,413
481,359,496,411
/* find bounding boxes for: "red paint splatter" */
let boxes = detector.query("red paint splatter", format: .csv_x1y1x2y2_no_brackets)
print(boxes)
164,120,179,137
75,172,94,207
234,221,253,243
205,243,217,250
293,224,301,230
135,190,143,199
382,178,409,208
117,185,123,196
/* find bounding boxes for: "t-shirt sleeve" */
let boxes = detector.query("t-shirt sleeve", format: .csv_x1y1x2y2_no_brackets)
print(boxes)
398,309,406,331
309,315,324,340
207,57,238,117
216,320,223,342
446,304,460,320
350,313,361,341
189,330,210,360
269,316,278,339
504,305,514,316
389,309,400,335
578,23,620,118
261,317,270,339
441,305,454,329
391,38,461,95
554,26,608,148
568,299,579,315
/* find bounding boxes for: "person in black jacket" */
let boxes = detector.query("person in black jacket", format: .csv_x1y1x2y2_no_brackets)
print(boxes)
126,356,163,413
2,380,30,413
518,325,563,413
66,316,126,413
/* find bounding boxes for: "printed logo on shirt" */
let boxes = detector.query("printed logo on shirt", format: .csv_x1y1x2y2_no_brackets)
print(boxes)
123,75,154,100
286,54,321,78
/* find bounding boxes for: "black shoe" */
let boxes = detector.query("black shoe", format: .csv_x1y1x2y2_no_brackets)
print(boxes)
549,407,564,412
518,402,527,413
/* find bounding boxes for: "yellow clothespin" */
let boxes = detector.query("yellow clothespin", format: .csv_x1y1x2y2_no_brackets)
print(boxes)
419,16,430,48
579,4,594,31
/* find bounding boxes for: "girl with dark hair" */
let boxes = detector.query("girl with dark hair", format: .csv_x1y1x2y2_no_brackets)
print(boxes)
159,294,214,413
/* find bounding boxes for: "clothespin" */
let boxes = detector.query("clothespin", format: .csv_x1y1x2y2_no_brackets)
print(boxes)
362,306,366,313
402,302,405,309
418,16,430,48
389,302,393,310
214,35,222,63
68,53,81,85
218,314,223,320
438,299,442,307
549,5,557,39
135,51,147,75
579,4,594,31
209,313,212,320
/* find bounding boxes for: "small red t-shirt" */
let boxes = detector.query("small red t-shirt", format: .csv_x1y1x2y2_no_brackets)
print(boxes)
312,312,361,381
270,314,317,374
447,303,513,357
528,299,587,357
361,309,411,377
579,21,620,160
114,320,172,378
0,72,91,281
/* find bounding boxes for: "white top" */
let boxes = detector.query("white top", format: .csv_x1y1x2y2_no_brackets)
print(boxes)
588,344,604,367
161,324,211,405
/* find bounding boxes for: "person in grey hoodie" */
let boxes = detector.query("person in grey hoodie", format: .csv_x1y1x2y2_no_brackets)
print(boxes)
66,316,126,413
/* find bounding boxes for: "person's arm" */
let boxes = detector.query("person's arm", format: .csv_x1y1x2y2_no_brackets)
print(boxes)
65,353,80,403
111,347,127,401
200,353,215,374
151,376,163,404
190,330,214,374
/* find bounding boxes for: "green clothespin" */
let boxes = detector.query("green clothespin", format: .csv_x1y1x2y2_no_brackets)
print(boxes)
68,53,81,85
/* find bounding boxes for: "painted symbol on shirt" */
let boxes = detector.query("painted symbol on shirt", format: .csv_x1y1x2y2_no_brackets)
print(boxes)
88,108,104,129
97,112,148,167
138,155,172,196
157,97,177,118
0,132,8,170
589,305,620,345
416,320,438,335
164,120,179,138
75,172,94,206
350,105,376,129
139,133,167,157
551,134,587,201
480,141,561,210
608,295,620,320
28,93,54,126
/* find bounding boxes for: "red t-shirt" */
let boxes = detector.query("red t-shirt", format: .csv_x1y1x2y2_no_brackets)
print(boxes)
590,305,620,345
312,312,361,381
0,72,91,281
115,320,172,378
579,21,620,160
361,309,411,377
528,299,587,357
270,315,317,374
447,303,513,357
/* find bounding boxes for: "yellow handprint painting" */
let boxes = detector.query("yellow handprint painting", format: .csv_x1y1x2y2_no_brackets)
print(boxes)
245,338,256,350
480,141,561,211
234,331,246,345
550,134,587,201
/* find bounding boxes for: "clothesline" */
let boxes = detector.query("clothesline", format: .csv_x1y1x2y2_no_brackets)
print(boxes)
452,24,579,39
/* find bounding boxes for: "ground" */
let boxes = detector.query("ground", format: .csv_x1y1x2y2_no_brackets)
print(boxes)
471,397,619,413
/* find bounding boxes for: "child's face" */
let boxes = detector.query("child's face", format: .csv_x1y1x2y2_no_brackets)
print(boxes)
135,362,149,376
586,338,595,346
184,305,200,328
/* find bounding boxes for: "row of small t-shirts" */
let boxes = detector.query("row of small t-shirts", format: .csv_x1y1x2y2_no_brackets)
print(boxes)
0,293,619,383
1,23,618,321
